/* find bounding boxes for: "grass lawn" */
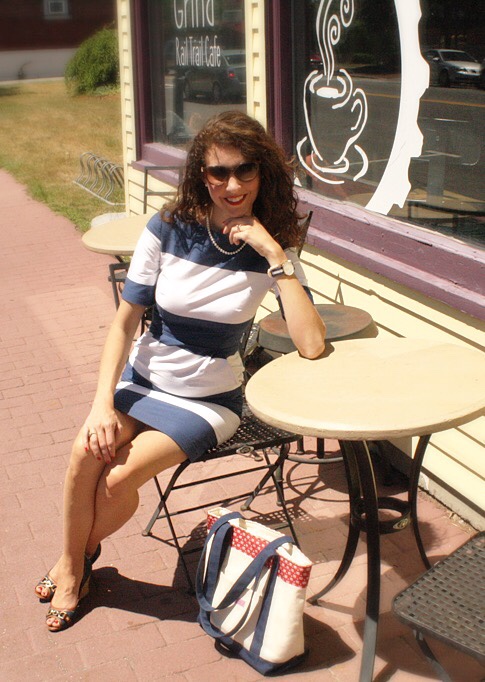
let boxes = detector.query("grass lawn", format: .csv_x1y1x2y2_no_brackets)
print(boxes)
0,79,123,232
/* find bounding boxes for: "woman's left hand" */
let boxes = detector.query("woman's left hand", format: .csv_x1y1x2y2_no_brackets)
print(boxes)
222,216,285,262
224,217,326,359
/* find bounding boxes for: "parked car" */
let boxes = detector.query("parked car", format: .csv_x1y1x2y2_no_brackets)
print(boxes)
183,49,246,103
309,53,323,70
423,49,482,87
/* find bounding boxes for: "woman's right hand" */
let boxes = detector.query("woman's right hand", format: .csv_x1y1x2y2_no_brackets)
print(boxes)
82,400,122,463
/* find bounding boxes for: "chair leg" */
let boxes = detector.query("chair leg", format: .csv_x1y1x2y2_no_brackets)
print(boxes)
414,632,453,682
143,440,299,592
143,466,197,593
158,490,197,593
142,476,166,536
288,437,343,464
240,443,300,546
270,448,301,547
142,462,191,536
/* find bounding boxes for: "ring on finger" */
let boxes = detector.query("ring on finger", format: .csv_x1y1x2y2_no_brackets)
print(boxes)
88,431,97,438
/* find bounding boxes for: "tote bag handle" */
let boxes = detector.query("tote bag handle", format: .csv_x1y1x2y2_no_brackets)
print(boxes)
196,512,293,639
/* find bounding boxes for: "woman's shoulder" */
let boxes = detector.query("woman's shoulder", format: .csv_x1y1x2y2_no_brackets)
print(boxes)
148,210,200,230
145,210,191,239
145,210,204,254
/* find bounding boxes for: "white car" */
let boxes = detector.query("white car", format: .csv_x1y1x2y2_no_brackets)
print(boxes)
423,49,481,87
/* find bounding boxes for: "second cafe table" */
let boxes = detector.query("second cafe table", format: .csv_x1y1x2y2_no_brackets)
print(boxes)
245,337,485,681
81,213,148,257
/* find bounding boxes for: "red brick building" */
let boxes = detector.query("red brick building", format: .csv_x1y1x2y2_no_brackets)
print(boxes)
0,0,116,80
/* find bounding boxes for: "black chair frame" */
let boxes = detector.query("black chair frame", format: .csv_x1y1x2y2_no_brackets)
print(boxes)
143,165,182,213
108,261,152,333
142,400,300,592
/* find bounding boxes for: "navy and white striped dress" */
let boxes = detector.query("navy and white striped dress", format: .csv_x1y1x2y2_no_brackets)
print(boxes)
114,212,309,461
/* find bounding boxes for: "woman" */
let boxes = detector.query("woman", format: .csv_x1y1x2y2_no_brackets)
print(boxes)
35,111,326,631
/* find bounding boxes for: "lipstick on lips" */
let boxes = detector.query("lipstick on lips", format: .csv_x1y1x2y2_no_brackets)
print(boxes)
225,195,246,207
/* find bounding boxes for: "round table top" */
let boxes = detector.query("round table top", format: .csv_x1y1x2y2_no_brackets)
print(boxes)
245,337,485,440
258,304,374,353
81,213,148,256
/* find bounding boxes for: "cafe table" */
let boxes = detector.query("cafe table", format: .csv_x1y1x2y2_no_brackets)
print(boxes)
81,212,148,258
258,303,374,355
257,303,375,463
245,337,485,682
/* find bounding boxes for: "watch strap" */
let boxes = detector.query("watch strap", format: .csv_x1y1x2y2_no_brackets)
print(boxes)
267,259,294,278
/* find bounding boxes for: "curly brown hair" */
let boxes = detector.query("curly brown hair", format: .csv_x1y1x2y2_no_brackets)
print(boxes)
166,111,302,249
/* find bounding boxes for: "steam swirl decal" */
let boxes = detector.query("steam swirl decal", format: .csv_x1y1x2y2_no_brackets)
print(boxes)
297,0,369,186
297,0,429,215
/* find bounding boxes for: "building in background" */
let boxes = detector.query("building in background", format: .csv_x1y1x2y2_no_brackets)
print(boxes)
0,0,116,81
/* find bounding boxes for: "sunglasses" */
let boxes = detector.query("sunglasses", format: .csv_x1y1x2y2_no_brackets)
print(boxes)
203,161,259,185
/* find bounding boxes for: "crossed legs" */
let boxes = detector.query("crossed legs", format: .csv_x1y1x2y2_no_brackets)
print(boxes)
38,411,187,629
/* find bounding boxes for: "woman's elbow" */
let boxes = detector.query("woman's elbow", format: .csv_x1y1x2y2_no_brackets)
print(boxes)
299,344,325,359
297,335,326,359
291,318,326,359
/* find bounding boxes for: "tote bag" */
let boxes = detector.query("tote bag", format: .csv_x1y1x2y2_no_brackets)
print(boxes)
196,507,313,676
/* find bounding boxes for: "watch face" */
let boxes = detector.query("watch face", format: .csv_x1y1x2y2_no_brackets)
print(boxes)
283,260,295,276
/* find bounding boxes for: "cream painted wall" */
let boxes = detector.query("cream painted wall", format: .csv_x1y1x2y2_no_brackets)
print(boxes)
296,245,485,527
116,0,484,528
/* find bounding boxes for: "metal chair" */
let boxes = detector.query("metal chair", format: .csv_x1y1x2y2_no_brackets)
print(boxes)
108,261,152,333
393,532,485,681
141,320,301,593
143,165,183,212
142,398,300,592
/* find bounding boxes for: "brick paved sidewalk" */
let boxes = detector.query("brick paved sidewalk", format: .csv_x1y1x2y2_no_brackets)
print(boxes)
0,170,482,681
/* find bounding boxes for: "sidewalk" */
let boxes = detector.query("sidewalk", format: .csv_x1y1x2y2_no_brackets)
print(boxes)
0,169,482,681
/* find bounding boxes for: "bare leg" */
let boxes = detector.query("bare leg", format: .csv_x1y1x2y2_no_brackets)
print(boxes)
86,429,187,552
44,422,186,629
40,412,142,624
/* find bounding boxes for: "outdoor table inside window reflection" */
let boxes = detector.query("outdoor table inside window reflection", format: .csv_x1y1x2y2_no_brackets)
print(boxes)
245,337,485,682
81,213,148,258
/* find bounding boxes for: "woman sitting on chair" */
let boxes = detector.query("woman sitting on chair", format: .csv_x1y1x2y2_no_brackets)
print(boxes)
35,110,326,631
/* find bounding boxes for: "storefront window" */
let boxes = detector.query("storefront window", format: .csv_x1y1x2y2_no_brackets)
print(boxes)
146,0,246,149
292,0,484,249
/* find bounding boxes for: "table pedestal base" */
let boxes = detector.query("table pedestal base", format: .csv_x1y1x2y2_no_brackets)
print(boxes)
308,435,432,682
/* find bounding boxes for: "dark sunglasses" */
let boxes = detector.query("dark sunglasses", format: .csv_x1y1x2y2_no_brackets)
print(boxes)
203,161,259,185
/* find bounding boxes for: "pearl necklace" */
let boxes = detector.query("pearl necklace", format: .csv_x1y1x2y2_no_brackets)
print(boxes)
205,211,246,256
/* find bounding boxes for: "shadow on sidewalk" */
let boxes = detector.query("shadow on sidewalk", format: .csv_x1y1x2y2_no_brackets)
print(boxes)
82,566,355,675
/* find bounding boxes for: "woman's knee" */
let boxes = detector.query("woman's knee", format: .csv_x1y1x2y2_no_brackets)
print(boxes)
67,433,103,481
100,432,187,499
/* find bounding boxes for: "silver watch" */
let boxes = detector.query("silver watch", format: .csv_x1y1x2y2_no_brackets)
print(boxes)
267,259,295,278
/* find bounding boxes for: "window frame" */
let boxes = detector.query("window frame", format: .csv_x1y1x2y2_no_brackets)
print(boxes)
130,0,485,321
43,0,69,19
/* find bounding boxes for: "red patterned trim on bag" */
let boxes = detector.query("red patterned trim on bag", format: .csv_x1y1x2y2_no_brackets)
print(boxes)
207,514,312,588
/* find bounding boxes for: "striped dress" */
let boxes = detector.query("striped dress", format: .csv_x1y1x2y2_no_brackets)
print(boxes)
114,212,309,460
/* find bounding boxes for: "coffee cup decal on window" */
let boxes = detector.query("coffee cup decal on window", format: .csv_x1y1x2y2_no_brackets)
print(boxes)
297,0,429,215
299,69,368,184
297,0,369,186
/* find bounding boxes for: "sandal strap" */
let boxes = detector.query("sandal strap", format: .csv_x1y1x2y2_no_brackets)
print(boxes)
46,606,76,625
38,575,56,590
